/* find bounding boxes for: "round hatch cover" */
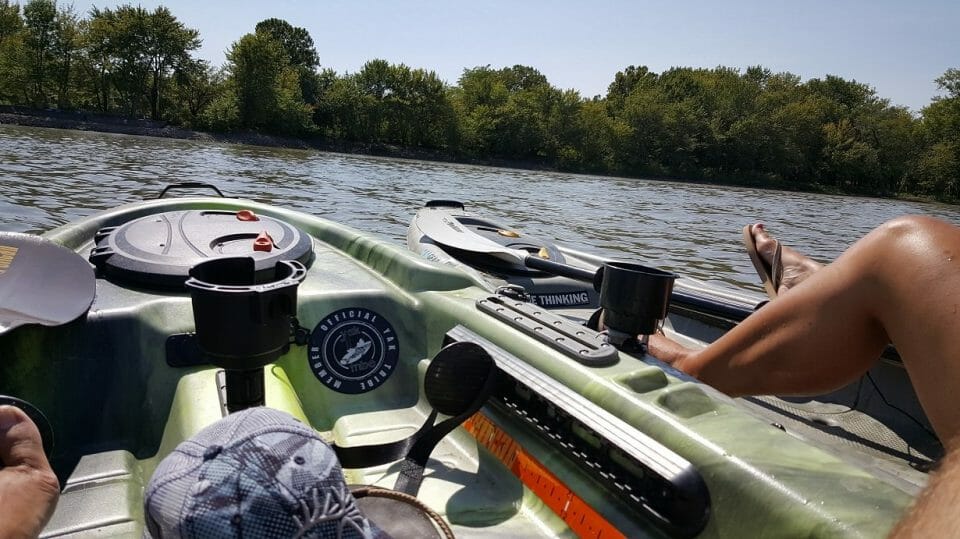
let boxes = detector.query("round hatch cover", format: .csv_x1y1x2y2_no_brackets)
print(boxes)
90,210,314,289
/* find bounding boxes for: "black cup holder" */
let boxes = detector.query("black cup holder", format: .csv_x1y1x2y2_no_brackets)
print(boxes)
594,262,677,348
185,257,306,411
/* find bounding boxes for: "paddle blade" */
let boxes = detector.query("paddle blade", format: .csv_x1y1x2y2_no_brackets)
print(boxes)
0,233,95,335
413,209,526,263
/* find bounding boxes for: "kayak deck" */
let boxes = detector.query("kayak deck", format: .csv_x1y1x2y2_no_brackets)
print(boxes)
0,197,930,537
410,201,941,488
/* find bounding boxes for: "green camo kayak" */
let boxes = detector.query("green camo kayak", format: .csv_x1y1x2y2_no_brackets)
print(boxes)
0,192,939,537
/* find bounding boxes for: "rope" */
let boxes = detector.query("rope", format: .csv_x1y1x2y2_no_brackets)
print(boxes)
351,486,455,539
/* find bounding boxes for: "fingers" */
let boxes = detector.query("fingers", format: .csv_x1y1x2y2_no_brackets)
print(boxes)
0,405,48,471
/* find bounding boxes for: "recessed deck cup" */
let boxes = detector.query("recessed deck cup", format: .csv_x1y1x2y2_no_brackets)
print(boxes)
598,262,677,336
185,257,306,370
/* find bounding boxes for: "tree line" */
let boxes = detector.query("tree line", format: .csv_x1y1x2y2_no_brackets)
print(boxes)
1,0,958,201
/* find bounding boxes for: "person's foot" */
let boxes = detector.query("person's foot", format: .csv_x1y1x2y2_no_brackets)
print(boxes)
751,224,823,296
0,405,60,538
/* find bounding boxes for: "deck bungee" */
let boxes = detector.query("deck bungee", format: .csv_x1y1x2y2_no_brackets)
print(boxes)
0,188,940,537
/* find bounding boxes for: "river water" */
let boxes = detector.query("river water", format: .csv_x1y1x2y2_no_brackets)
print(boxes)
3,124,960,292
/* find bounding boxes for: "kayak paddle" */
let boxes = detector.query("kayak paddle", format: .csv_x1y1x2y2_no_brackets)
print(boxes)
414,209,597,282
416,209,758,324
0,233,96,336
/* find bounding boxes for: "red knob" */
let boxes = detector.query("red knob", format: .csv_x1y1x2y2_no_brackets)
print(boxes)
253,231,273,252
237,210,259,221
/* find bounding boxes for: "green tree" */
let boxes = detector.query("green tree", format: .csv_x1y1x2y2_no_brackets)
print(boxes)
226,31,310,134
0,0,21,44
168,59,224,127
199,78,239,132
314,73,363,139
82,5,199,118
22,0,56,106
48,4,80,108
228,32,285,129
906,68,960,200
0,0,25,103
144,6,200,119
82,7,114,112
606,65,657,107
254,18,320,106
85,5,151,116
453,65,566,161
923,70,960,145
254,18,318,69
908,142,959,199
934,69,960,98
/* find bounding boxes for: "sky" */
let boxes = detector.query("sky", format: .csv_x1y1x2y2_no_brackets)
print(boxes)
71,0,960,112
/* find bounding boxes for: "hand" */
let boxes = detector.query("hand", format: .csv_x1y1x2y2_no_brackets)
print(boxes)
0,405,60,539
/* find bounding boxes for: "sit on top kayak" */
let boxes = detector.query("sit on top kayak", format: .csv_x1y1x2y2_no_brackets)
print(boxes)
0,186,942,537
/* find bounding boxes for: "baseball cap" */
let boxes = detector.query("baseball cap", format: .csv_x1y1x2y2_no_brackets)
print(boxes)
144,407,387,538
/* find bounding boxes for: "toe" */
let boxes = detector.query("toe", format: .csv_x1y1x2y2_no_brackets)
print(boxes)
751,226,779,261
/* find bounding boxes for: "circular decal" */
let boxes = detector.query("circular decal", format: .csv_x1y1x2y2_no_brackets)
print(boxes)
308,307,399,394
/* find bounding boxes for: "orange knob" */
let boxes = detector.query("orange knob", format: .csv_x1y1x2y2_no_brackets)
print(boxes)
237,210,259,221
253,231,273,252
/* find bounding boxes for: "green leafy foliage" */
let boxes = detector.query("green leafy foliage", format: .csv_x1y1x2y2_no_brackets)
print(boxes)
76,4,198,117
0,3,957,202
22,0,55,106
226,31,311,134
0,1,26,103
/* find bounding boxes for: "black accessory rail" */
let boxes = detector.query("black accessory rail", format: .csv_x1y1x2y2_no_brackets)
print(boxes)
445,325,711,538
476,294,618,367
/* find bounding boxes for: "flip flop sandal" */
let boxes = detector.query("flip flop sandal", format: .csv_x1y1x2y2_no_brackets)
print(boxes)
743,224,782,300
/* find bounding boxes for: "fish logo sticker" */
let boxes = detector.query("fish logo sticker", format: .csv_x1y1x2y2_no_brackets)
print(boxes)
308,307,399,394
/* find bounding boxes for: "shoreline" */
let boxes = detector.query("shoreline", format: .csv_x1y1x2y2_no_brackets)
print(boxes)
0,110,944,206
0,110,550,172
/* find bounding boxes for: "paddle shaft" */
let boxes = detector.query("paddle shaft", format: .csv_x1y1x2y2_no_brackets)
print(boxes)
524,255,756,324
523,255,597,282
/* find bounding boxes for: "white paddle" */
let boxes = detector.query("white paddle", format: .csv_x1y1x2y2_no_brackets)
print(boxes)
0,233,96,335
416,208,759,323
414,209,597,283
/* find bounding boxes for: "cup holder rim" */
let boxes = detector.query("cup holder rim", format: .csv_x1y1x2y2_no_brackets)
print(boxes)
185,258,306,293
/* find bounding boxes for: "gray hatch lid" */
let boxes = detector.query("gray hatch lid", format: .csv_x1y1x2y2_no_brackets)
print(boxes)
89,209,314,289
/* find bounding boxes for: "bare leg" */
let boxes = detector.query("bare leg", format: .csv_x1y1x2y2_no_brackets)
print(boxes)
0,405,60,538
650,215,960,442
889,437,960,537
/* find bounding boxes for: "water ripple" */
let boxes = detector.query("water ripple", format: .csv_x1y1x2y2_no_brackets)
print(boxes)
3,124,960,289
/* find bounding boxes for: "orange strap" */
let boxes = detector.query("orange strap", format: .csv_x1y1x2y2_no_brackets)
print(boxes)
464,413,626,539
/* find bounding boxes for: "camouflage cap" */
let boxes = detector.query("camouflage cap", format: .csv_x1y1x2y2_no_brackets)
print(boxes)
144,407,386,538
